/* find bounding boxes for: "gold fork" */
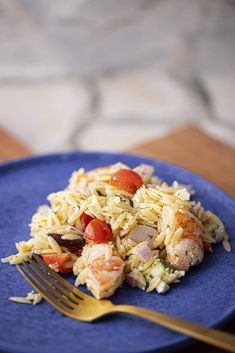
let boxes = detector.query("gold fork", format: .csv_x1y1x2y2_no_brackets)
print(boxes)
17,254,235,353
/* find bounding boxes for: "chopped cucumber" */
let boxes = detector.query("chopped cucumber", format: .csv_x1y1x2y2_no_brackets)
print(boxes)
150,259,166,278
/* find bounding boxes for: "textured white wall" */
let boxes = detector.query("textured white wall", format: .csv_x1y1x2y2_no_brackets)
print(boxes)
0,0,234,152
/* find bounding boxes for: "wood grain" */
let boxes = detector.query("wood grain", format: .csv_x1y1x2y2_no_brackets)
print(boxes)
0,126,234,353
0,127,32,161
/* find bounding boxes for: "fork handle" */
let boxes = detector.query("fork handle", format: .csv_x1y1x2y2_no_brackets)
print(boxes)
114,305,235,353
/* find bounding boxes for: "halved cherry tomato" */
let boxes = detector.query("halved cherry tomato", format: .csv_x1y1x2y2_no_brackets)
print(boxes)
110,169,143,194
84,219,112,243
81,212,93,230
42,253,73,273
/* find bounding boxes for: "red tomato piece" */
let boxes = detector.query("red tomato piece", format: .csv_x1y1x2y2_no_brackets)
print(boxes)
84,219,113,243
81,212,93,230
42,253,73,273
110,169,143,194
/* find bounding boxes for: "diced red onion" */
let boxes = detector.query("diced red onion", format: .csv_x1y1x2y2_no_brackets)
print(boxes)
139,164,154,176
137,244,152,260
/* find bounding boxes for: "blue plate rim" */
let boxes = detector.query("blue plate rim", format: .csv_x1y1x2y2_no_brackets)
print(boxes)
0,150,234,353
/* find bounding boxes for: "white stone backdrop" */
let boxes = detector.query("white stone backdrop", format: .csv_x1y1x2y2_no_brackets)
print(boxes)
0,0,234,152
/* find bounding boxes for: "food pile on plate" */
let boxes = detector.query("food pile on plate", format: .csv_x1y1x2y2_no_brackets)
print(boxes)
2,163,230,299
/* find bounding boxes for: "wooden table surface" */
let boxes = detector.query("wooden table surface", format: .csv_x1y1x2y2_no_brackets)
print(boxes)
0,125,234,353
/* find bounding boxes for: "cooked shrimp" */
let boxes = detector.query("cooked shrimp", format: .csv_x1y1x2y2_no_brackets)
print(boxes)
73,243,125,299
166,211,204,271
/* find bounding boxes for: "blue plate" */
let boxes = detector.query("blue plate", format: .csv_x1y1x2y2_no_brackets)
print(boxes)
0,152,234,353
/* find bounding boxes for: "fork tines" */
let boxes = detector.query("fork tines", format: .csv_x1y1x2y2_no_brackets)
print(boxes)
16,254,85,312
